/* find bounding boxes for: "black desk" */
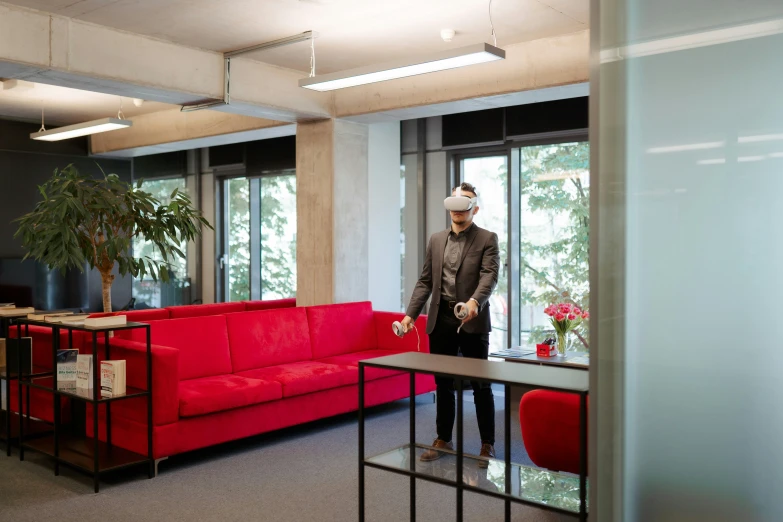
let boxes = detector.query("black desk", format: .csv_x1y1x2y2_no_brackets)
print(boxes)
358,352,588,522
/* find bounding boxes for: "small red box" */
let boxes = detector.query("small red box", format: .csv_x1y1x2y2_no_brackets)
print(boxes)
536,344,555,357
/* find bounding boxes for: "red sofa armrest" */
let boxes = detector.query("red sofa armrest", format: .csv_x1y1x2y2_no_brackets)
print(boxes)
106,338,180,426
373,311,430,353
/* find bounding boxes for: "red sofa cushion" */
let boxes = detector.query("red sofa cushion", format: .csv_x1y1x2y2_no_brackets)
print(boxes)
178,375,283,418
306,301,377,359
126,316,233,380
519,390,588,475
237,361,358,398
318,349,406,381
243,298,296,311
226,308,312,372
166,302,246,319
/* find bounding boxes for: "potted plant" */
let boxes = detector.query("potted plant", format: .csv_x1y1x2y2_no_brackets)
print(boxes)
14,165,211,312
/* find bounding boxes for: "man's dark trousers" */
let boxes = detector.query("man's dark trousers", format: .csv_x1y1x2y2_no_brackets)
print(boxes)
428,301,495,445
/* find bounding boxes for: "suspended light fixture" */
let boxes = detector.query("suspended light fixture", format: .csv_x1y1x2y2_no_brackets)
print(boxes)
299,43,505,91
300,0,504,91
31,97,132,141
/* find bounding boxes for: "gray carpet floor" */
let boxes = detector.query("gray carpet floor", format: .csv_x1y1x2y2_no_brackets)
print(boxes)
0,391,572,522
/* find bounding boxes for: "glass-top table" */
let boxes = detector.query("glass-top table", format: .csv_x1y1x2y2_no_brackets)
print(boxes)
367,443,587,513
358,352,588,522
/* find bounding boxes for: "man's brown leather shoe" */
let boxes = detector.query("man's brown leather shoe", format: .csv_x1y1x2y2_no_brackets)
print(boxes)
420,438,454,462
478,443,495,468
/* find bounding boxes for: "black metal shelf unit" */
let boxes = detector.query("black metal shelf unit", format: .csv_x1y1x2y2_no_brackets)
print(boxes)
0,315,53,456
358,352,589,522
15,319,154,492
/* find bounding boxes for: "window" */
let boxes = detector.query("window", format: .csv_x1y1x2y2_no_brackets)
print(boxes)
259,173,297,299
518,142,590,349
453,140,589,352
222,171,296,302
460,155,509,353
226,177,251,302
132,177,190,308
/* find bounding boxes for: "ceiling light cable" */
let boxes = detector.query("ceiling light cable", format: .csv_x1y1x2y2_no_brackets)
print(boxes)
489,0,497,47
309,34,316,77
117,97,125,120
38,103,45,133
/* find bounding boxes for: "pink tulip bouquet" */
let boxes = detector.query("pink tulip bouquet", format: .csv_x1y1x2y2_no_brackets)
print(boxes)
544,302,589,356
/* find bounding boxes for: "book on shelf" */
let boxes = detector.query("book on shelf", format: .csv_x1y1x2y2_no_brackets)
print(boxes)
56,349,79,388
1,337,33,374
0,307,35,317
28,310,74,321
76,354,93,389
46,313,90,324
101,360,126,398
84,315,127,328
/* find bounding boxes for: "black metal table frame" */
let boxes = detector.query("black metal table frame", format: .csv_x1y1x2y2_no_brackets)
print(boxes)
15,319,154,492
358,361,588,522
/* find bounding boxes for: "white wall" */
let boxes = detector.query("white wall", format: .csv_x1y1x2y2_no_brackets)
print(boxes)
367,121,401,311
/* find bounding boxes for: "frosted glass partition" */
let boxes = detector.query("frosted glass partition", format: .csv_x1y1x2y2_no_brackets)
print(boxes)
594,2,783,520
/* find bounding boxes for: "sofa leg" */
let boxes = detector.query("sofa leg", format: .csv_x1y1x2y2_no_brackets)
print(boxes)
154,457,168,477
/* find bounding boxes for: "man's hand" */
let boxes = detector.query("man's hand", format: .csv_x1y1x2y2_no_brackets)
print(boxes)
401,316,415,333
462,299,479,324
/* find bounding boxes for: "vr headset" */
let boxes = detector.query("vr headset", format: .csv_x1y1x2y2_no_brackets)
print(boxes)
444,187,477,212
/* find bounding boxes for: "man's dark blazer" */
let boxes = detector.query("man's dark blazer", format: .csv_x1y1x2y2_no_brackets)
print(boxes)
406,224,500,334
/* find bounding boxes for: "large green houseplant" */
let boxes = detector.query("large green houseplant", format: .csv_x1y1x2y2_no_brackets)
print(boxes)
14,165,211,312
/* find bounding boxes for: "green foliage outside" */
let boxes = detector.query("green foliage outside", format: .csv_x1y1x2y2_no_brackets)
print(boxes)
260,175,297,300
519,142,590,349
226,174,296,302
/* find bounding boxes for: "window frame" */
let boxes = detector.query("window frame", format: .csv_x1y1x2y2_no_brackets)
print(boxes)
216,167,297,302
446,130,588,349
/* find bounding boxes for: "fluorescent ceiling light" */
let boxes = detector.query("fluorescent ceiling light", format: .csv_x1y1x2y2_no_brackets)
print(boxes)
738,133,783,144
738,155,765,162
697,158,726,165
30,117,132,141
299,43,505,91
647,141,725,154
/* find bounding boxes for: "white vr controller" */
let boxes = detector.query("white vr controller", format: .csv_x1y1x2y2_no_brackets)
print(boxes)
392,302,469,338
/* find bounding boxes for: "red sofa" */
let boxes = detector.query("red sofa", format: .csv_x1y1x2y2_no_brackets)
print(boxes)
519,390,588,475
7,299,296,424
79,301,434,459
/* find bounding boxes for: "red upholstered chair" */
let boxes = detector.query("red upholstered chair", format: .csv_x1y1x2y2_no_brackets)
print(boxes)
519,390,587,475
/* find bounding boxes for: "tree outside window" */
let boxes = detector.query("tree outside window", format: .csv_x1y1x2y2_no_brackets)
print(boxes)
519,142,590,349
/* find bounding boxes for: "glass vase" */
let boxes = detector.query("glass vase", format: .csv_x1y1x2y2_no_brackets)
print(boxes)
556,332,569,357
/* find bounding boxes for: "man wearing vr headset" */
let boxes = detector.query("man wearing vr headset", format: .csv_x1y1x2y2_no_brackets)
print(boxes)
400,182,500,466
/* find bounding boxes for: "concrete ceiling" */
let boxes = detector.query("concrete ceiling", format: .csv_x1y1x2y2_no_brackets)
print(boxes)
4,0,588,73
0,81,176,125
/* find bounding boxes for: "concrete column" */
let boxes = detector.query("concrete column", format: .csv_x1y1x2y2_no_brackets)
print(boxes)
296,119,369,306
367,122,401,312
